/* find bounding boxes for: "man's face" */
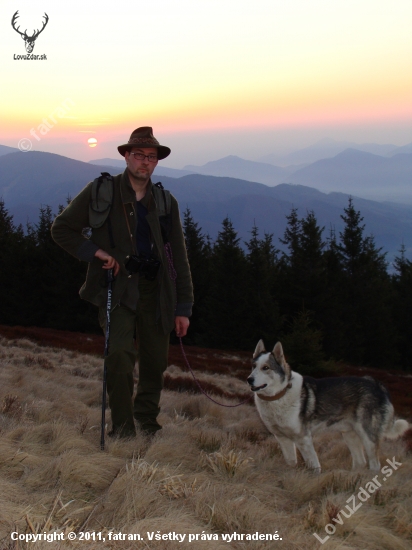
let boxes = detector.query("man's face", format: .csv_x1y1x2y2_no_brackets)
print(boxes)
125,147,158,181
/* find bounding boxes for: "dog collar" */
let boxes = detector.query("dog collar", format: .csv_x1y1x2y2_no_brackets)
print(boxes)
257,382,292,401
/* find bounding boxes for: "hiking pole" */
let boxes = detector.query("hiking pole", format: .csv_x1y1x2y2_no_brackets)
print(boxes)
100,268,114,451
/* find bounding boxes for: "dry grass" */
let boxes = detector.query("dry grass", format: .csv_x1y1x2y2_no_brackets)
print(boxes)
0,333,411,550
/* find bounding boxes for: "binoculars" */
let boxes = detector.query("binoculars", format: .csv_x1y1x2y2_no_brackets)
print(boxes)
125,254,161,281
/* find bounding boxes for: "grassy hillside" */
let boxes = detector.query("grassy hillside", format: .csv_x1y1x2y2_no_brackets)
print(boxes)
0,330,411,549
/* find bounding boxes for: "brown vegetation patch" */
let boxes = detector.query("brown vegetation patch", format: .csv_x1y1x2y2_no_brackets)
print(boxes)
0,331,411,549
2,394,20,415
24,353,55,370
164,373,251,403
0,325,104,356
0,324,253,375
2,325,410,418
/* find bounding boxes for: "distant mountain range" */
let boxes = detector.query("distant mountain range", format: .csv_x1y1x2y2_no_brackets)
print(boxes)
183,156,299,186
89,138,412,203
1,149,412,265
288,149,412,202
88,158,195,179
92,145,412,204
257,137,410,165
0,144,19,156
0,151,117,213
183,149,412,202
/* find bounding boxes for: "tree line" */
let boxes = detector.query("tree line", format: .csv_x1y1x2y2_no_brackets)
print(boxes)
1,197,411,371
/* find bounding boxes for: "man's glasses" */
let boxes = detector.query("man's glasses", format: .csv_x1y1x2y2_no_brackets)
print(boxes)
130,152,158,163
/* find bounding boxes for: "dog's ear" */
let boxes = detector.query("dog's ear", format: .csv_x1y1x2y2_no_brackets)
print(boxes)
273,342,291,378
253,339,266,358
273,342,284,362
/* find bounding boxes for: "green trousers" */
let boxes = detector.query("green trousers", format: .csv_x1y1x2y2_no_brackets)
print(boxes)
99,277,170,436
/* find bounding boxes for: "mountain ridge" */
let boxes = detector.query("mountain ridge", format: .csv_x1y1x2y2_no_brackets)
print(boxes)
259,138,405,166
1,150,411,264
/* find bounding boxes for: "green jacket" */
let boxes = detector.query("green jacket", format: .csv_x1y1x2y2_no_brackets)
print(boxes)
51,169,193,334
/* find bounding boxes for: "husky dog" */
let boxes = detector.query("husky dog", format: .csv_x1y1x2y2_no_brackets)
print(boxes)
247,340,409,473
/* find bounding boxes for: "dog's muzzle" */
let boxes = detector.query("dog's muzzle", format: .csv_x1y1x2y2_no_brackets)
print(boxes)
247,376,267,392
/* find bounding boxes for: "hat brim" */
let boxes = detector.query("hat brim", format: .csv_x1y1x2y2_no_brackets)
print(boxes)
118,144,171,160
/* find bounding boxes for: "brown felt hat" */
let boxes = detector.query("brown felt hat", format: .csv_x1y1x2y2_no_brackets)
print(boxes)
117,126,171,159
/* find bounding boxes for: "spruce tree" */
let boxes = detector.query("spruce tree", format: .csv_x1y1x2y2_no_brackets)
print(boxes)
322,226,347,358
279,208,327,322
281,309,325,375
0,199,16,242
0,200,25,324
392,245,412,369
279,208,301,261
8,204,97,331
244,224,280,348
182,208,211,344
19,205,63,326
336,197,395,365
204,217,248,349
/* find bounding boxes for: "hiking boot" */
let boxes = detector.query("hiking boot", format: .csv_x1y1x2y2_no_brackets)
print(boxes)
134,417,162,436
108,426,136,439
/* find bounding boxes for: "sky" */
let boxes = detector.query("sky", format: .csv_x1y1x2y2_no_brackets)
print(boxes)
1,0,411,167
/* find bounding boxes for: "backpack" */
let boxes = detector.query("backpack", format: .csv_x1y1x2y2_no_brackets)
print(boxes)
89,172,172,246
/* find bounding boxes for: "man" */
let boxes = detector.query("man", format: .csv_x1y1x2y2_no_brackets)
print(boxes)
52,127,193,437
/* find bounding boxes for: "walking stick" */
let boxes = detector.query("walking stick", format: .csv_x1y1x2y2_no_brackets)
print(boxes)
100,268,114,451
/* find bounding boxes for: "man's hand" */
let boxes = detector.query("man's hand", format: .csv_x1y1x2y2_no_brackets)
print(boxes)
95,249,120,276
175,316,190,337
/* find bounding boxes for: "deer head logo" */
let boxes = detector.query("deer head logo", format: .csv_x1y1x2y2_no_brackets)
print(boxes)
11,11,49,53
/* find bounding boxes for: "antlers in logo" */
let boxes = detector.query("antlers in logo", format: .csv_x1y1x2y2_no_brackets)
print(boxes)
11,11,49,53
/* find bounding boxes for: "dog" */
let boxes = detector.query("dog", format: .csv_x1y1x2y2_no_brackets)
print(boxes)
247,340,409,473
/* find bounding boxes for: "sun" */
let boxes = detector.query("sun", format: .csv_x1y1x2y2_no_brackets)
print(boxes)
88,138,98,148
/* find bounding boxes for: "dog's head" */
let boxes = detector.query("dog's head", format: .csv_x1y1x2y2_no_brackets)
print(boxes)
247,340,291,394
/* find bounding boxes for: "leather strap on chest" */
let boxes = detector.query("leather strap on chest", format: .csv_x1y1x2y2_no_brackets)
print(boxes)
122,202,137,255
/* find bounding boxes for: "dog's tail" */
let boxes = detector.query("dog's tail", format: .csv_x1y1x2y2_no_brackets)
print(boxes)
385,419,409,439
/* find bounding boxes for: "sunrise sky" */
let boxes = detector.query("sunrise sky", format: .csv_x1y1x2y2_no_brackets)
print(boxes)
1,0,411,167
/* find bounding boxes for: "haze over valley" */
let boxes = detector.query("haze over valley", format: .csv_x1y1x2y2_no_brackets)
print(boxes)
1,139,412,265
88,138,412,203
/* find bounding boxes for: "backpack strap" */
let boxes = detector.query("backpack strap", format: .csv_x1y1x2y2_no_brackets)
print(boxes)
153,182,172,244
89,176,172,248
89,172,115,248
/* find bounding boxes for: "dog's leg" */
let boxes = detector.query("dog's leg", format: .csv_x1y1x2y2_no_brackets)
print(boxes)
342,431,367,469
295,436,321,473
364,441,380,471
354,428,381,471
275,435,297,467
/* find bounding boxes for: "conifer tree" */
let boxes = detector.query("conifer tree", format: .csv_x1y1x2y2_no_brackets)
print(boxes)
299,210,327,307
281,309,325,375
18,206,63,326
0,200,26,324
338,198,387,277
336,197,395,365
279,208,301,261
321,226,347,358
392,244,412,369
244,224,280,347
204,217,248,349
0,199,16,242
182,208,211,344
278,208,301,316
4,203,97,331
279,208,327,320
